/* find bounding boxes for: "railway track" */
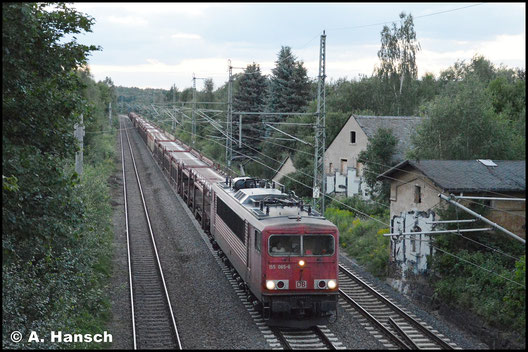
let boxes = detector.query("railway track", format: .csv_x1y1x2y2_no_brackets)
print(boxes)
211,249,346,350
120,117,182,349
338,264,459,350
271,325,344,350
122,114,460,350
129,115,347,350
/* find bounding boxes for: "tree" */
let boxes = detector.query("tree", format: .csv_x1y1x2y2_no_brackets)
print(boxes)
409,57,525,160
376,12,421,115
233,63,268,157
165,84,180,103
268,46,311,115
357,128,398,201
201,78,214,103
3,2,99,251
410,77,517,160
3,3,103,348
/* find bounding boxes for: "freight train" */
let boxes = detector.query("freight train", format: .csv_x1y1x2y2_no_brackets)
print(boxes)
128,112,339,328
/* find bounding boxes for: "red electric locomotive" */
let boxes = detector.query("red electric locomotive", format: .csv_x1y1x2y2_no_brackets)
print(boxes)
128,112,339,328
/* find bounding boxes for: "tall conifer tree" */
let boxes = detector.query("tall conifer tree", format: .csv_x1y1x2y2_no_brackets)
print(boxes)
233,63,268,157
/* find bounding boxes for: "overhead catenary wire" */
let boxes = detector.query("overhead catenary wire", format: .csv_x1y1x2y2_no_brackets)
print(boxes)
140,114,526,289
326,3,486,32
143,110,525,222
179,125,527,288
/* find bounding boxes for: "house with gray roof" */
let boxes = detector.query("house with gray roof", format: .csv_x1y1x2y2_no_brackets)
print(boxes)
272,114,423,198
377,159,525,284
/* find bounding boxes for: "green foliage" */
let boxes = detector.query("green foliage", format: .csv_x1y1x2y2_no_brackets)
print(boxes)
327,195,390,219
268,46,311,114
3,3,99,158
409,56,525,160
357,128,398,201
3,3,115,348
325,207,390,277
429,203,526,338
376,12,421,115
431,250,525,337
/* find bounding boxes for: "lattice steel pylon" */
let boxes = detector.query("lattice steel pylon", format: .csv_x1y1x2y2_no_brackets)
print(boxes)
226,61,233,171
192,74,197,147
313,31,326,213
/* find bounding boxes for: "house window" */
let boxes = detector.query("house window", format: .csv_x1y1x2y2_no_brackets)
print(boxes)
356,161,363,176
350,131,356,144
340,159,348,174
414,185,421,203
329,162,333,174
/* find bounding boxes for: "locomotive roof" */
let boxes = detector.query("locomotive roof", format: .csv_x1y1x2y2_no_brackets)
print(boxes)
218,182,335,227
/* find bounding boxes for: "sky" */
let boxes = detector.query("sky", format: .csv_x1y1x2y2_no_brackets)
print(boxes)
69,2,526,91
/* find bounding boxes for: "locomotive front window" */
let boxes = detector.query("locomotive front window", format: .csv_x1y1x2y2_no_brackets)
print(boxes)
303,235,334,256
269,235,301,256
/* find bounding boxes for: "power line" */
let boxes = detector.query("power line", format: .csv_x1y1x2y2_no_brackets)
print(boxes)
140,113,526,288
327,3,486,32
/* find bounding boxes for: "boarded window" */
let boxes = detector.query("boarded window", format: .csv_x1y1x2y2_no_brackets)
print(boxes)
414,185,421,203
217,197,246,244
340,159,347,174
350,131,356,144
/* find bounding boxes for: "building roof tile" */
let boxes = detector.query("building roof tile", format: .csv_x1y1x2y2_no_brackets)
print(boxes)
379,159,526,193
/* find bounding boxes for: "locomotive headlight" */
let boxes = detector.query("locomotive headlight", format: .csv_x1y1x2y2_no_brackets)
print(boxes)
298,260,305,267
266,280,276,290
327,279,337,289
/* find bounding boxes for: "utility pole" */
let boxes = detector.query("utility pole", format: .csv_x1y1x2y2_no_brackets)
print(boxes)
172,84,176,131
192,74,197,147
226,61,233,171
74,113,85,175
239,114,242,148
313,30,327,212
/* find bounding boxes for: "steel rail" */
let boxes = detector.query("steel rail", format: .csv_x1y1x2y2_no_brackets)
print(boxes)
388,317,420,350
120,118,137,350
271,327,293,350
339,265,454,350
312,326,337,350
123,117,183,349
338,289,410,349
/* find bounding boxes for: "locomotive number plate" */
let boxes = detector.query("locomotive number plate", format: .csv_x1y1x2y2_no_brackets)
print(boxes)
295,280,307,289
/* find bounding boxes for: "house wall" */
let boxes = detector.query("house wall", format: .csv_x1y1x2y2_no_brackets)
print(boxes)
272,156,296,184
486,195,526,239
388,167,526,272
391,210,435,280
389,167,442,217
325,116,369,176
390,168,526,238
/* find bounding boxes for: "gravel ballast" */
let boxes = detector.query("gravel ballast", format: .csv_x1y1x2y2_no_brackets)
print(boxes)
108,115,492,349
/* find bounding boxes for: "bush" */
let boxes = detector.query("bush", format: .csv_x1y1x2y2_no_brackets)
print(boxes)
2,160,114,349
431,250,525,338
325,207,390,277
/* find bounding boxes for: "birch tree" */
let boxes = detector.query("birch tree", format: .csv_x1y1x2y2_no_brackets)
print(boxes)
376,12,420,115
